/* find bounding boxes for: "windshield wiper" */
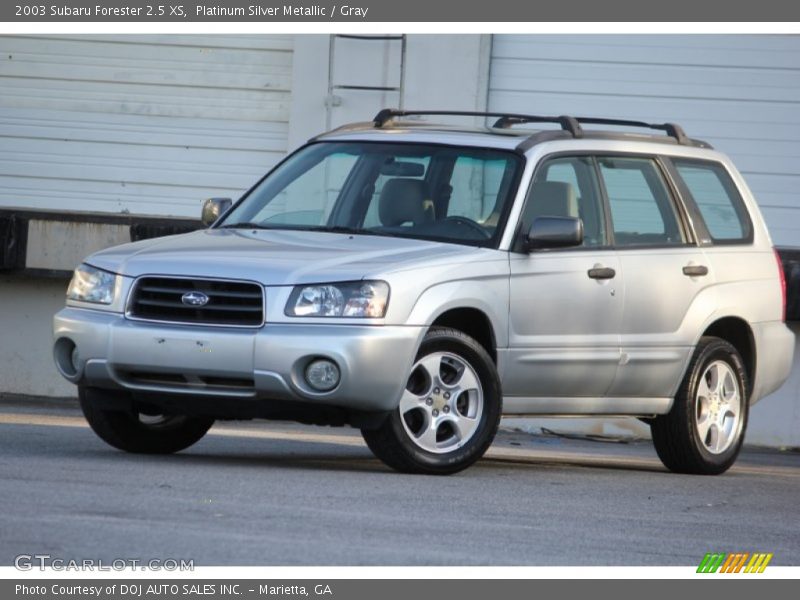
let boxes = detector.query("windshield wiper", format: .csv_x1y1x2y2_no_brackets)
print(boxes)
219,223,396,238
321,226,365,234
218,222,274,230
318,226,394,237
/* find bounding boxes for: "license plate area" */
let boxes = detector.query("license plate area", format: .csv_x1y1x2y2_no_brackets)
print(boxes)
109,322,256,376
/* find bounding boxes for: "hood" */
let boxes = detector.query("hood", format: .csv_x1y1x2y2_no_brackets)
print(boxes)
86,229,486,285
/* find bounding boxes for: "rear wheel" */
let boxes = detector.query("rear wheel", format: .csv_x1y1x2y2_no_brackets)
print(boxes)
361,327,502,475
79,387,214,454
651,337,748,475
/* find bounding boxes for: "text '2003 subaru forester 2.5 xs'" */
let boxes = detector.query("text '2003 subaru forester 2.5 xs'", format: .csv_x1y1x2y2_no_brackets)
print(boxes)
54,109,794,475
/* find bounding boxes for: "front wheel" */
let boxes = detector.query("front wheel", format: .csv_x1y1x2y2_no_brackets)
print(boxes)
651,337,749,475
361,327,502,475
79,387,214,454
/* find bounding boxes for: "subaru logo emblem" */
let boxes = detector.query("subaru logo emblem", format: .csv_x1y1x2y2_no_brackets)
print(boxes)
181,291,209,307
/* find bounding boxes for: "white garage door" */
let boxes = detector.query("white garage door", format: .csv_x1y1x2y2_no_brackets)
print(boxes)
0,35,292,217
489,35,800,246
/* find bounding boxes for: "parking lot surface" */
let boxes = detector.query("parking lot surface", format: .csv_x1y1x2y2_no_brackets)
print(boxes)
1,397,797,566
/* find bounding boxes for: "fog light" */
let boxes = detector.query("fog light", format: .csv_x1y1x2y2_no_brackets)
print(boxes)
53,337,79,379
305,359,340,392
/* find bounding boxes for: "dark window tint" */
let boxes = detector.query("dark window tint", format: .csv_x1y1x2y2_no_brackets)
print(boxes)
673,160,752,242
524,156,607,248
598,156,686,247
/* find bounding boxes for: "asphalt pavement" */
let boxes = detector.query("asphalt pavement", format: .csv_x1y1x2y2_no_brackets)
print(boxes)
0,396,798,566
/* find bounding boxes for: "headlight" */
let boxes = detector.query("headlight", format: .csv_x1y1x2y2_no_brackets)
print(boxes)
286,281,389,318
66,264,116,305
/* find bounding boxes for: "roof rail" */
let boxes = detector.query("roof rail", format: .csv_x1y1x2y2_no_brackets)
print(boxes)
371,108,692,146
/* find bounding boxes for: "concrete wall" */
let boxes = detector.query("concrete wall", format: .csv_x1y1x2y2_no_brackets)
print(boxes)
0,275,74,398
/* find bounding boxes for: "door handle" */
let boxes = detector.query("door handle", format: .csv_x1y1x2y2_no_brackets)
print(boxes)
682,264,709,277
587,267,616,280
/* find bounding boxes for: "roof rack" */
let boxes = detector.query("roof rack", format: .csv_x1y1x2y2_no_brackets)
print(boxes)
371,108,692,146
373,109,584,138
571,117,690,146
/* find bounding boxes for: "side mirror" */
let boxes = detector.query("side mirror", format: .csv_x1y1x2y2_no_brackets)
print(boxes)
201,198,232,227
525,216,583,251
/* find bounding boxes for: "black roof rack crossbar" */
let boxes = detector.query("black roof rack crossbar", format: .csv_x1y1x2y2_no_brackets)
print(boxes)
493,114,584,138
372,109,584,138
372,108,691,145
572,117,690,145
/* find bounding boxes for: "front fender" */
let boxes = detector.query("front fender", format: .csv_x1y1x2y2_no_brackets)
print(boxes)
405,278,509,348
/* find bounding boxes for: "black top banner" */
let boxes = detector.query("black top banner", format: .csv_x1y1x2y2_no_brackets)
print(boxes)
4,0,800,22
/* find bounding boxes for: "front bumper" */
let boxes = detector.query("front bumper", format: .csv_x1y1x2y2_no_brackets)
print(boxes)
53,307,424,412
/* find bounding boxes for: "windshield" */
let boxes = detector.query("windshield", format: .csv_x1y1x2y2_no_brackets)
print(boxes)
220,141,523,247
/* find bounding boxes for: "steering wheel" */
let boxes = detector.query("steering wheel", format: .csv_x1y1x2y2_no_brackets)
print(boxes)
441,216,492,239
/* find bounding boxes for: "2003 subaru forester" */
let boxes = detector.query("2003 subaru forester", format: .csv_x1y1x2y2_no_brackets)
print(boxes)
53,109,794,474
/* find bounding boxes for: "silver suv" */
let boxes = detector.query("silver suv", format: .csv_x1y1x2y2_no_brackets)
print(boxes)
53,109,794,475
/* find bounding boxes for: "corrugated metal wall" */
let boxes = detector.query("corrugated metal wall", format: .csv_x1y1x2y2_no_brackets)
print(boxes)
489,35,800,246
0,35,293,217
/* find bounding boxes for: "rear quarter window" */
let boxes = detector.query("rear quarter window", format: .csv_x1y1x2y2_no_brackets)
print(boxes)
672,159,753,243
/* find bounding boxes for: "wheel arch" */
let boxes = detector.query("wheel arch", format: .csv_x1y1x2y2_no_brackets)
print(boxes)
404,278,508,357
430,307,498,364
700,316,756,394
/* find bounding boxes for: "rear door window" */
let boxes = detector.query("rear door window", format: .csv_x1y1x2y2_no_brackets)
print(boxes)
598,156,687,247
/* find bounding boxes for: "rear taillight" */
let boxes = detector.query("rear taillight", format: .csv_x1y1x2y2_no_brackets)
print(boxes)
775,248,786,322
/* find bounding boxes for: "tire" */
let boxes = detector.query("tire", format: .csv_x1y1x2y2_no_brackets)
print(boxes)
79,387,214,454
651,336,749,475
361,327,502,475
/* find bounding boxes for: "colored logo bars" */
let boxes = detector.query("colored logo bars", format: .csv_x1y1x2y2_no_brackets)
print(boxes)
697,552,773,573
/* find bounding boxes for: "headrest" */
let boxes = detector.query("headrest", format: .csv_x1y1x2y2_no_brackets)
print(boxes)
530,181,578,218
379,178,430,227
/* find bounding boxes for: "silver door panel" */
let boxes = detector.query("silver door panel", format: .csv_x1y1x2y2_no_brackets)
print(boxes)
506,251,622,397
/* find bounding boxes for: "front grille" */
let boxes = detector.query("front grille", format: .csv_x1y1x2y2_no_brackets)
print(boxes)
128,277,264,327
